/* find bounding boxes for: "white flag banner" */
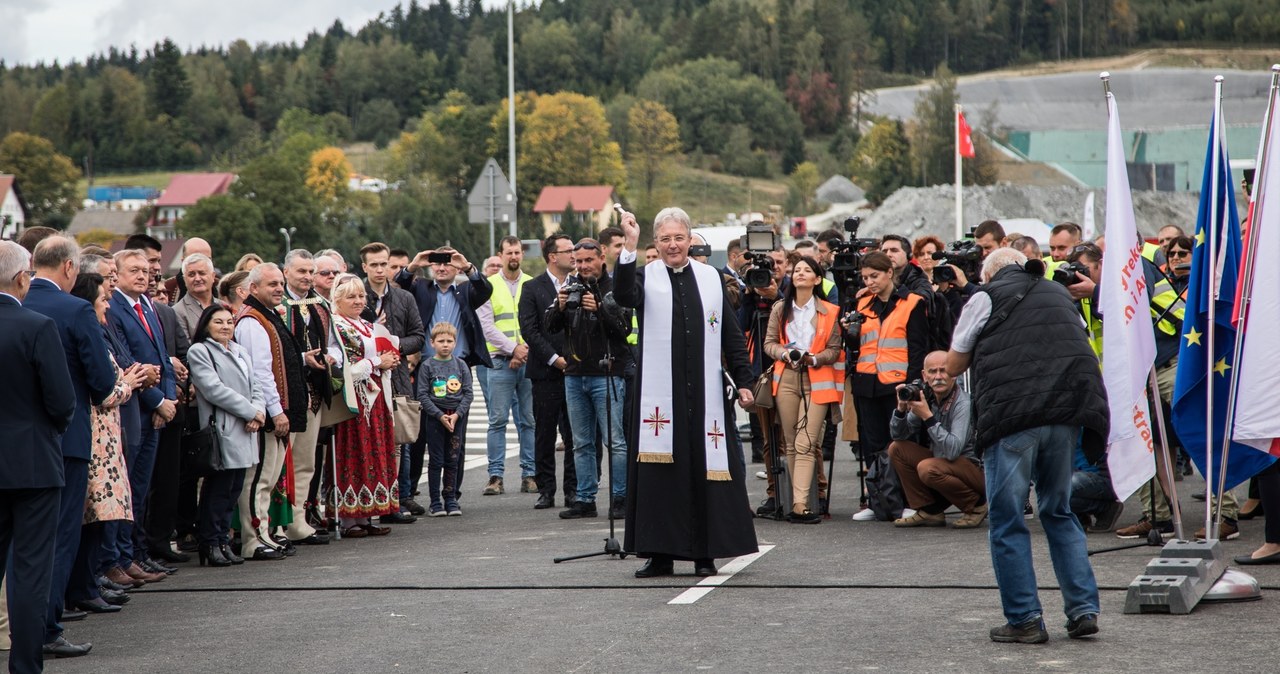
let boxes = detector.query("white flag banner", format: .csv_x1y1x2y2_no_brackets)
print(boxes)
1231,84,1280,454
1100,93,1158,500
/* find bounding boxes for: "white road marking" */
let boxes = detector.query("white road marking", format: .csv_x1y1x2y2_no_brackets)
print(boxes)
667,545,775,605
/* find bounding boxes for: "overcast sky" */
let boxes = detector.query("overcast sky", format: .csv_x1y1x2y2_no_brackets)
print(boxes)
0,0,507,66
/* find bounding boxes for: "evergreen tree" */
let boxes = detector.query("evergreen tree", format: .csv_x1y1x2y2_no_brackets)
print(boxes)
149,38,191,119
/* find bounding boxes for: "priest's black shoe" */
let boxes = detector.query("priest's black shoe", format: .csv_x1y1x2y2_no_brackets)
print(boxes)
635,557,674,578
694,559,717,577
43,636,92,658
74,598,122,614
534,493,555,509
755,497,776,517
149,547,191,564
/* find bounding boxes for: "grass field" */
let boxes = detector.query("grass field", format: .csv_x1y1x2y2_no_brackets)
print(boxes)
665,163,789,225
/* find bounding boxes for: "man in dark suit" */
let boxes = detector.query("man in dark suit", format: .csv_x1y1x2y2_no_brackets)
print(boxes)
0,240,77,673
21,236,115,660
396,247,492,497
518,234,578,510
106,249,177,584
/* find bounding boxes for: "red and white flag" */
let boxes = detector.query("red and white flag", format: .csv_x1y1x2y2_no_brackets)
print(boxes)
1100,92,1157,500
957,111,975,159
1231,83,1280,456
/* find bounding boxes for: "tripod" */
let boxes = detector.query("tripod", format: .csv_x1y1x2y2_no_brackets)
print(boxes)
745,295,790,522
554,354,628,563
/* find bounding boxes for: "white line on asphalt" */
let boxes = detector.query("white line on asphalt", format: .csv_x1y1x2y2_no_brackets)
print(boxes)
667,545,775,605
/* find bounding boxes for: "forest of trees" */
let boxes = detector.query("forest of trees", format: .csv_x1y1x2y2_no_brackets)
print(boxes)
0,0,1272,259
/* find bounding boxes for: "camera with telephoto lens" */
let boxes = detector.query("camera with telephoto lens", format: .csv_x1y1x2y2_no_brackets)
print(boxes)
740,220,780,290
741,251,775,289
562,279,595,331
898,378,927,403
1052,261,1092,286
932,238,983,283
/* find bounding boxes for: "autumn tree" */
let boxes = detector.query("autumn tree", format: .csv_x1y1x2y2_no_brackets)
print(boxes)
306,147,353,203
787,161,821,215
0,132,82,227
626,100,680,207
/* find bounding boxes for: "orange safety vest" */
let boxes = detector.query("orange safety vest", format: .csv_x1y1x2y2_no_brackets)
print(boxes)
770,300,846,405
856,292,922,385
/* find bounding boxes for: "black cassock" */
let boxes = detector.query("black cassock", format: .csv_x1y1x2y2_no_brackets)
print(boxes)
614,258,758,561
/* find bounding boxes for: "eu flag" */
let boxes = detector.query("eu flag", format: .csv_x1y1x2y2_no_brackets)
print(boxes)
1170,111,1277,493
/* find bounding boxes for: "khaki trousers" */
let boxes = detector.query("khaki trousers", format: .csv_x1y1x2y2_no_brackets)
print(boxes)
0,578,9,651
239,433,288,557
775,368,830,512
284,407,323,539
888,440,985,513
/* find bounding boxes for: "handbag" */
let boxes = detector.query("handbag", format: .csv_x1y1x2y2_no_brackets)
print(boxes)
182,413,224,478
746,370,774,411
392,395,422,444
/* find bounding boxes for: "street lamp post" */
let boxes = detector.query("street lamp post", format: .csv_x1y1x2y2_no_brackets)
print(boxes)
278,227,296,261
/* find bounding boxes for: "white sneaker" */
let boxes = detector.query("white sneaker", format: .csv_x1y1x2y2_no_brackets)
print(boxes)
852,508,876,521
901,508,917,519
755,471,767,480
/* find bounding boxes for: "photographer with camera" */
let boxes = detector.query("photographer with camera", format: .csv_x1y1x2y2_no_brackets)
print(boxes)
845,252,929,522
762,256,845,524
545,239,635,520
888,351,986,528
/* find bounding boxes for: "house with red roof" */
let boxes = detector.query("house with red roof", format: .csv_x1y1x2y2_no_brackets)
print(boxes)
148,172,236,240
531,185,619,238
0,174,28,240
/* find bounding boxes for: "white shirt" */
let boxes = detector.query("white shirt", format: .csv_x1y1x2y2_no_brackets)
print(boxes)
786,297,817,350
234,318,284,418
543,270,570,366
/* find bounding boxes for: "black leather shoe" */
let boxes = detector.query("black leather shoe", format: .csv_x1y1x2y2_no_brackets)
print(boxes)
59,608,88,622
100,588,130,605
635,557,675,578
755,497,777,517
694,559,717,577
534,493,555,509
97,575,130,593
149,547,191,564
250,546,284,561
140,558,178,575
289,533,331,545
43,636,92,658
381,511,418,524
74,598,122,614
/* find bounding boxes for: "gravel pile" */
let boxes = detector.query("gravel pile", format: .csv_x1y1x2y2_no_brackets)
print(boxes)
856,184,1204,241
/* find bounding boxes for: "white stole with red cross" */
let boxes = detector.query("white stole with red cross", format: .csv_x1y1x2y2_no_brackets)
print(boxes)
637,258,730,481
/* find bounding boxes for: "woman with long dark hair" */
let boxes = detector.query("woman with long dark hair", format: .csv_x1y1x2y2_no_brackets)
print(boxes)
764,256,844,524
188,304,265,566
845,251,929,522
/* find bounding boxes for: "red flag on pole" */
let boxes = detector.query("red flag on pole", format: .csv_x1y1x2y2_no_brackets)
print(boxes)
957,111,975,158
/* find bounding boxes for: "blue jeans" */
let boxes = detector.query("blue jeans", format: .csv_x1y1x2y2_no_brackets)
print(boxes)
565,375,627,503
485,357,535,478
398,443,413,509
1070,470,1116,518
984,425,1100,626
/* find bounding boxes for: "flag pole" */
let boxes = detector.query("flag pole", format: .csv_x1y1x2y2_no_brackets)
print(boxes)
1218,65,1280,538
1150,367,1185,541
955,103,963,242
1201,77,1223,540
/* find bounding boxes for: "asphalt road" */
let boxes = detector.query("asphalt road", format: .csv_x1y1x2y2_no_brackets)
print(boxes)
40,437,1279,674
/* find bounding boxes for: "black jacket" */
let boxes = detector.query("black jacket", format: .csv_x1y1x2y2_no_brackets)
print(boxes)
544,273,634,377
362,281,426,396
971,265,1110,458
518,272,570,381
395,268,494,369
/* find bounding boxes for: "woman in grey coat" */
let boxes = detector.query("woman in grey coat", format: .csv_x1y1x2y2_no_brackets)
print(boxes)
188,304,265,567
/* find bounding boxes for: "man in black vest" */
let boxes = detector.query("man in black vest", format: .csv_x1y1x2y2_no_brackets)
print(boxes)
946,248,1109,645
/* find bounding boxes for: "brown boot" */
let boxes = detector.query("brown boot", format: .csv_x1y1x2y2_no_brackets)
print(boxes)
124,562,166,583
106,566,145,588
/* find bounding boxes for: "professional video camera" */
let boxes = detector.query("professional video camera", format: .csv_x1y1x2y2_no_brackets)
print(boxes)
1052,261,1092,286
828,217,880,294
931,238,983,284
740,220,780,289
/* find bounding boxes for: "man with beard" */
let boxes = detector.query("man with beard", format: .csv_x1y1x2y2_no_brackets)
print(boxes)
234,263,310,560
614,207,758,578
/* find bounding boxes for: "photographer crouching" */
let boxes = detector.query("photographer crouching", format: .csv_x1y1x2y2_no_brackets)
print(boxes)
887,351,986,528
545,239,635,520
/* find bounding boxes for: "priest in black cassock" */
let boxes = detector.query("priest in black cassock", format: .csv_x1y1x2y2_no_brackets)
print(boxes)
614,206,758,578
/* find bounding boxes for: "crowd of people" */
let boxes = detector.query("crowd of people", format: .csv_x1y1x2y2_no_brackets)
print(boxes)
3,204,1256,670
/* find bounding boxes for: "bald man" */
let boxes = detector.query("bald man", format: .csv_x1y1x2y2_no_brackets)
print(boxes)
164,237,216,303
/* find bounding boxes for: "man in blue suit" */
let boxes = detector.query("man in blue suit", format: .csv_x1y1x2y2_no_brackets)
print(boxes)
106,249,177,583
21,235,115,660
0,240,76,674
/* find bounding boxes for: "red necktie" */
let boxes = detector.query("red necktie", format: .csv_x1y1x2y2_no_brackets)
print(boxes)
135,302,154,340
